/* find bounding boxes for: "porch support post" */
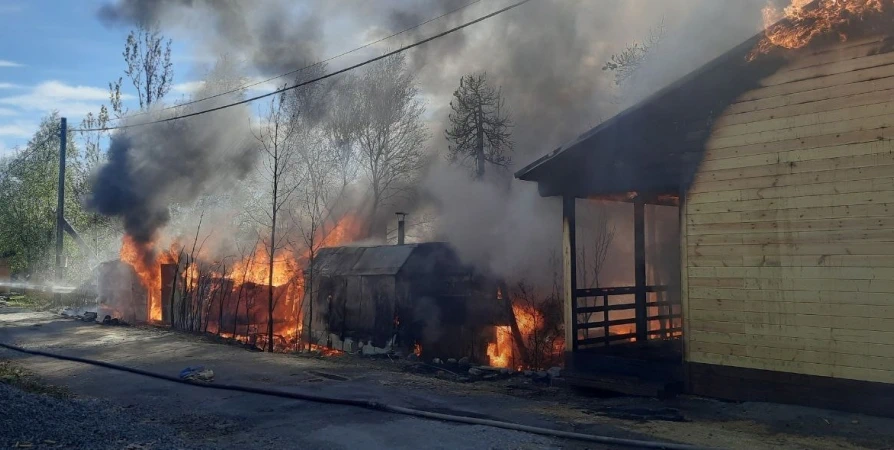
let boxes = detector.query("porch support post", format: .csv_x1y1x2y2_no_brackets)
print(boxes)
634,196,648,343
562,195,578,352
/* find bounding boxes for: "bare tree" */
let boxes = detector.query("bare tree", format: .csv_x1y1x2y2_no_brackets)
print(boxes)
290,134,346,350
354,54,429,239
251,89,302,352
445,72,513,179
325,75,361,189
576,204,616,338
109,24,174,116
602,19,665,86
282,70,348,350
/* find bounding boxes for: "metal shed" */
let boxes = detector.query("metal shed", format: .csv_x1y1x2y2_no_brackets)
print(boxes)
306,242,504,361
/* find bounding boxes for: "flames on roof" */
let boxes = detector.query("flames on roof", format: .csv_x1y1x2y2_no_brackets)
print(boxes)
751,0,890,60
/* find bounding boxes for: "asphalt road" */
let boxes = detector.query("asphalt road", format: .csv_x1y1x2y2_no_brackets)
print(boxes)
0,308,659,449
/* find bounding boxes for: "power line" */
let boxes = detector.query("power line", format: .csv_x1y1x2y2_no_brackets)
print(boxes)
114,0,483,122
4,126,61,170
73,0,532,133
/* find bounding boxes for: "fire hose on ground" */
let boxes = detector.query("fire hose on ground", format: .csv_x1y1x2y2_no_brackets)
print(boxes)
0,341,716,450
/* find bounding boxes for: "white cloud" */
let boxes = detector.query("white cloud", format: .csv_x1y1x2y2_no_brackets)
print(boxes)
0,80,130,118
0,121,34,139
0,82,22,89
0,107,17,116
0,60,22,68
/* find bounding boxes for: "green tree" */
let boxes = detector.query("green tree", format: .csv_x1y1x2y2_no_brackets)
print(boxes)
109,24,174,116
0,113,83,280
445,72,513,180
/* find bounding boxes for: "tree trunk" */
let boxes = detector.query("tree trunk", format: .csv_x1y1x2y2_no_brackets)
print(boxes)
232,281,245,336
267,225,276,352
306,250,315,350
169,262,179,329
216,267,226,336
267,143,279,352
498,280,530,368
475,104,485,180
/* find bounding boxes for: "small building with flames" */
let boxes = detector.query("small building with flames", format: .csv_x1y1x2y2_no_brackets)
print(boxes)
516,3,894,415
304,242,507,361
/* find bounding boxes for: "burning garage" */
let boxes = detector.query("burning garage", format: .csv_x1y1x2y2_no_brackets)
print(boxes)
516,1,894,415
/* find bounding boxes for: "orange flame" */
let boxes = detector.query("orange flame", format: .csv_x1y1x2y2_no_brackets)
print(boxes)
413,342,422,357
119,235,175,322
487,326,513,368
118,214,365,353
318,216,364,249
752,0,887,59
229,245,298,287
488,296,564,369
512,303,543,339
218,214,363,350
488,304,545,368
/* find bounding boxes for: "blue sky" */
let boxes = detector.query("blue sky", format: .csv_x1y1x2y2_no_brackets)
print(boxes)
0,0,200,155
0,0,434,157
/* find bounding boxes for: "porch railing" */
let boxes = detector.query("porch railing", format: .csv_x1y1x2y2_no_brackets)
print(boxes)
572,285,682,350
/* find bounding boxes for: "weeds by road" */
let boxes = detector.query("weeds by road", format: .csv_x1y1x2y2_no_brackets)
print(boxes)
0,359,71,398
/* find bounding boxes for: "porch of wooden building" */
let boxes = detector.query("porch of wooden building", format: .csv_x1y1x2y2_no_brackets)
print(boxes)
561,192,683,397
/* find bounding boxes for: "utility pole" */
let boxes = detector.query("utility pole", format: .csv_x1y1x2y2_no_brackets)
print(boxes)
54,117,67,302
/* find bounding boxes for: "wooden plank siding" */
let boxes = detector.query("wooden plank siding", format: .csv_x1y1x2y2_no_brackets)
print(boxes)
683,37,894,385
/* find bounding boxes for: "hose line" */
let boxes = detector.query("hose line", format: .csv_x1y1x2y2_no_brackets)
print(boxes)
0,341,715,450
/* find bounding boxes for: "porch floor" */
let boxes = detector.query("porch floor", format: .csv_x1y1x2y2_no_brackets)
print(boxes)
565,338,684,398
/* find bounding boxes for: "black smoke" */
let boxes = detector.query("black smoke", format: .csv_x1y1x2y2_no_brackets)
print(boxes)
98,0,323,77
87,92,256,246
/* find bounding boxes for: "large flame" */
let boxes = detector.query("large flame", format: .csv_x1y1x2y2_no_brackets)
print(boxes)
119,235,176,322
488,303,551,369
116,213,364,336
229,245,298,287
752,0,888,59
487,326,513,368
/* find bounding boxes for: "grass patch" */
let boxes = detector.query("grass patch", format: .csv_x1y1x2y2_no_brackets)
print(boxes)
4,294,39,307
0,359,71,399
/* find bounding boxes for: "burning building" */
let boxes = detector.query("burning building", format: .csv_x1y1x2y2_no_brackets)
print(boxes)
516,1,894,415
96,260,147,324
305,242,507,362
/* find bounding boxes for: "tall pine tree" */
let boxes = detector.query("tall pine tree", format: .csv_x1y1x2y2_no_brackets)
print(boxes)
445,73,513,180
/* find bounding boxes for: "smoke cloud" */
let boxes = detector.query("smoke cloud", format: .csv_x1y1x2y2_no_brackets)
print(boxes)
98,0,323,77
87,91,256,246
93,0,769,281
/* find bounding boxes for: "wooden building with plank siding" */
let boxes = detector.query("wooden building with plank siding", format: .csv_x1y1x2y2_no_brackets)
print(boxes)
516,10,894,415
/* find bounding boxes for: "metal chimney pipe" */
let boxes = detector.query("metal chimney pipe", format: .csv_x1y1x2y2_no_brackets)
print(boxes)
396,212,406,245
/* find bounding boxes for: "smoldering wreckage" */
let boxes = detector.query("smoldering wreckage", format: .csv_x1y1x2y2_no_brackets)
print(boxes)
64,213,565,379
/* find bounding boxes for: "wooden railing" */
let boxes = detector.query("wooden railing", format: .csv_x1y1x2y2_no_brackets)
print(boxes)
572,285,682,350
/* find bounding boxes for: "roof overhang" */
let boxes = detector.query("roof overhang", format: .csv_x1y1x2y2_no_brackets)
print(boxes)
515,21,793,198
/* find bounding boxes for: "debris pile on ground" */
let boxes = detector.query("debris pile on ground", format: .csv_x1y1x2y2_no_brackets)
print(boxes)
402,356,565,384
179,366,214,383
100,315,128,326
60,307,101,324
0,383,203,449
